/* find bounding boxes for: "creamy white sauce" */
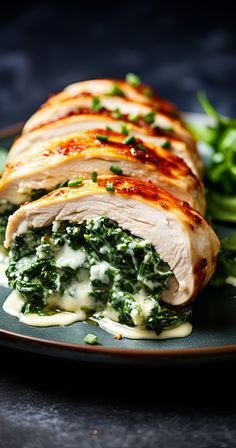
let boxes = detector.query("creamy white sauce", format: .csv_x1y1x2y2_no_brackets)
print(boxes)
226,276,236,287
92,317,192,339
3,290,192,338
2,234,192,338
55,244,86,269
3,290,85,327
0,249,9,287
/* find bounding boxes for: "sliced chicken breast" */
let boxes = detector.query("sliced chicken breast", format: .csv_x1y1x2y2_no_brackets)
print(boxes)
44,78,178,116
0,129,205,213
22,93,196,151
5,176,220,307
9,113,201,176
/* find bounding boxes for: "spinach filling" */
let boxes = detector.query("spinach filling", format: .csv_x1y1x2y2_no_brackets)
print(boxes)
0,180,83,247
0,203,18,246
0,190,49,247
6,217,188,334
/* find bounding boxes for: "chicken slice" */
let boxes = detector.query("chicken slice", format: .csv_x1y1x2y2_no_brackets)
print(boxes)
9,113,201,176
0,128,205,213
44,78,178,116
5,176,219,307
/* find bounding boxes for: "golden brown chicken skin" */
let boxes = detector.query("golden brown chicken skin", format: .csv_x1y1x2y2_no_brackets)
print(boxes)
0,128,205,212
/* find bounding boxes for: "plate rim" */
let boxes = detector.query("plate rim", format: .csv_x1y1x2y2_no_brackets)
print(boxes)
1,327,236,358
0,120,236,360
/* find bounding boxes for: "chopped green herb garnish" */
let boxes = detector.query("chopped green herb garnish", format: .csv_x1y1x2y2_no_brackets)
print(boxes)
106,182,115,192
0,203,18,246
164,126,173,132
125,73,141,87
68,178,84,187
83,334,98,345
110,165,123,175
143,87,153,98
144,110,156,124
137,143,146,152
91,172,98,183
161,140,171,149
57,180,69,188
96,134,109,142
120,123,129,135
91,96,103,111
112,108,122,119
124,135,136,145
128,113,139,123
106,84,125,97
106,126,113,131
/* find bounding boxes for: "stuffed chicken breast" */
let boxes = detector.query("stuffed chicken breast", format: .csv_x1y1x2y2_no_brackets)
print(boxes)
4,177,219,337
0,128,205,213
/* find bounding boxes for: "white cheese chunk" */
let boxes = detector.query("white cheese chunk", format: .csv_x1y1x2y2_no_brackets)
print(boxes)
55,243,85,269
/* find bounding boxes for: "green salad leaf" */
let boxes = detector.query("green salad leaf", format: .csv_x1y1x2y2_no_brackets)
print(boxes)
211,235,236,286
188,91,236,223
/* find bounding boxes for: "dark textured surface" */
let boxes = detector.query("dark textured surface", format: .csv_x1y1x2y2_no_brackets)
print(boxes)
1,348,236,448
1,2,236,447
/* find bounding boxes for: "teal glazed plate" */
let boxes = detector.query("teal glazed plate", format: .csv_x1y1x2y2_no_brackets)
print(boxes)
0,118,235,366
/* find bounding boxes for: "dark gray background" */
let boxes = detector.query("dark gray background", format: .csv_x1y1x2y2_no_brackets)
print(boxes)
1,1,236,447
0,0,236,128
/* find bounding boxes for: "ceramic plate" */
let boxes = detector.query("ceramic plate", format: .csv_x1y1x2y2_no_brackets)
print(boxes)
0,118,235,365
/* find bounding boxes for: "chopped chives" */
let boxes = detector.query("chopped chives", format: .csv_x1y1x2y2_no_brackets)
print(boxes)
58,180,69,188
96,134,109,142
137,143,146,152
68,177,84,187
128,113,139,123
143,87,153,98
91,171,98,182
110,165,123,175
112,108,122,119
106,84,125,97
106,182,115,192
126,73,141,87
161,140,171,149
124,135,136,145
91,96,103,111
144,110,156,124
83,334,98,345
120,123,129,135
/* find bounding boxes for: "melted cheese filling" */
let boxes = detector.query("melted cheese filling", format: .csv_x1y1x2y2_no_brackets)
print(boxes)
3,233,190,339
